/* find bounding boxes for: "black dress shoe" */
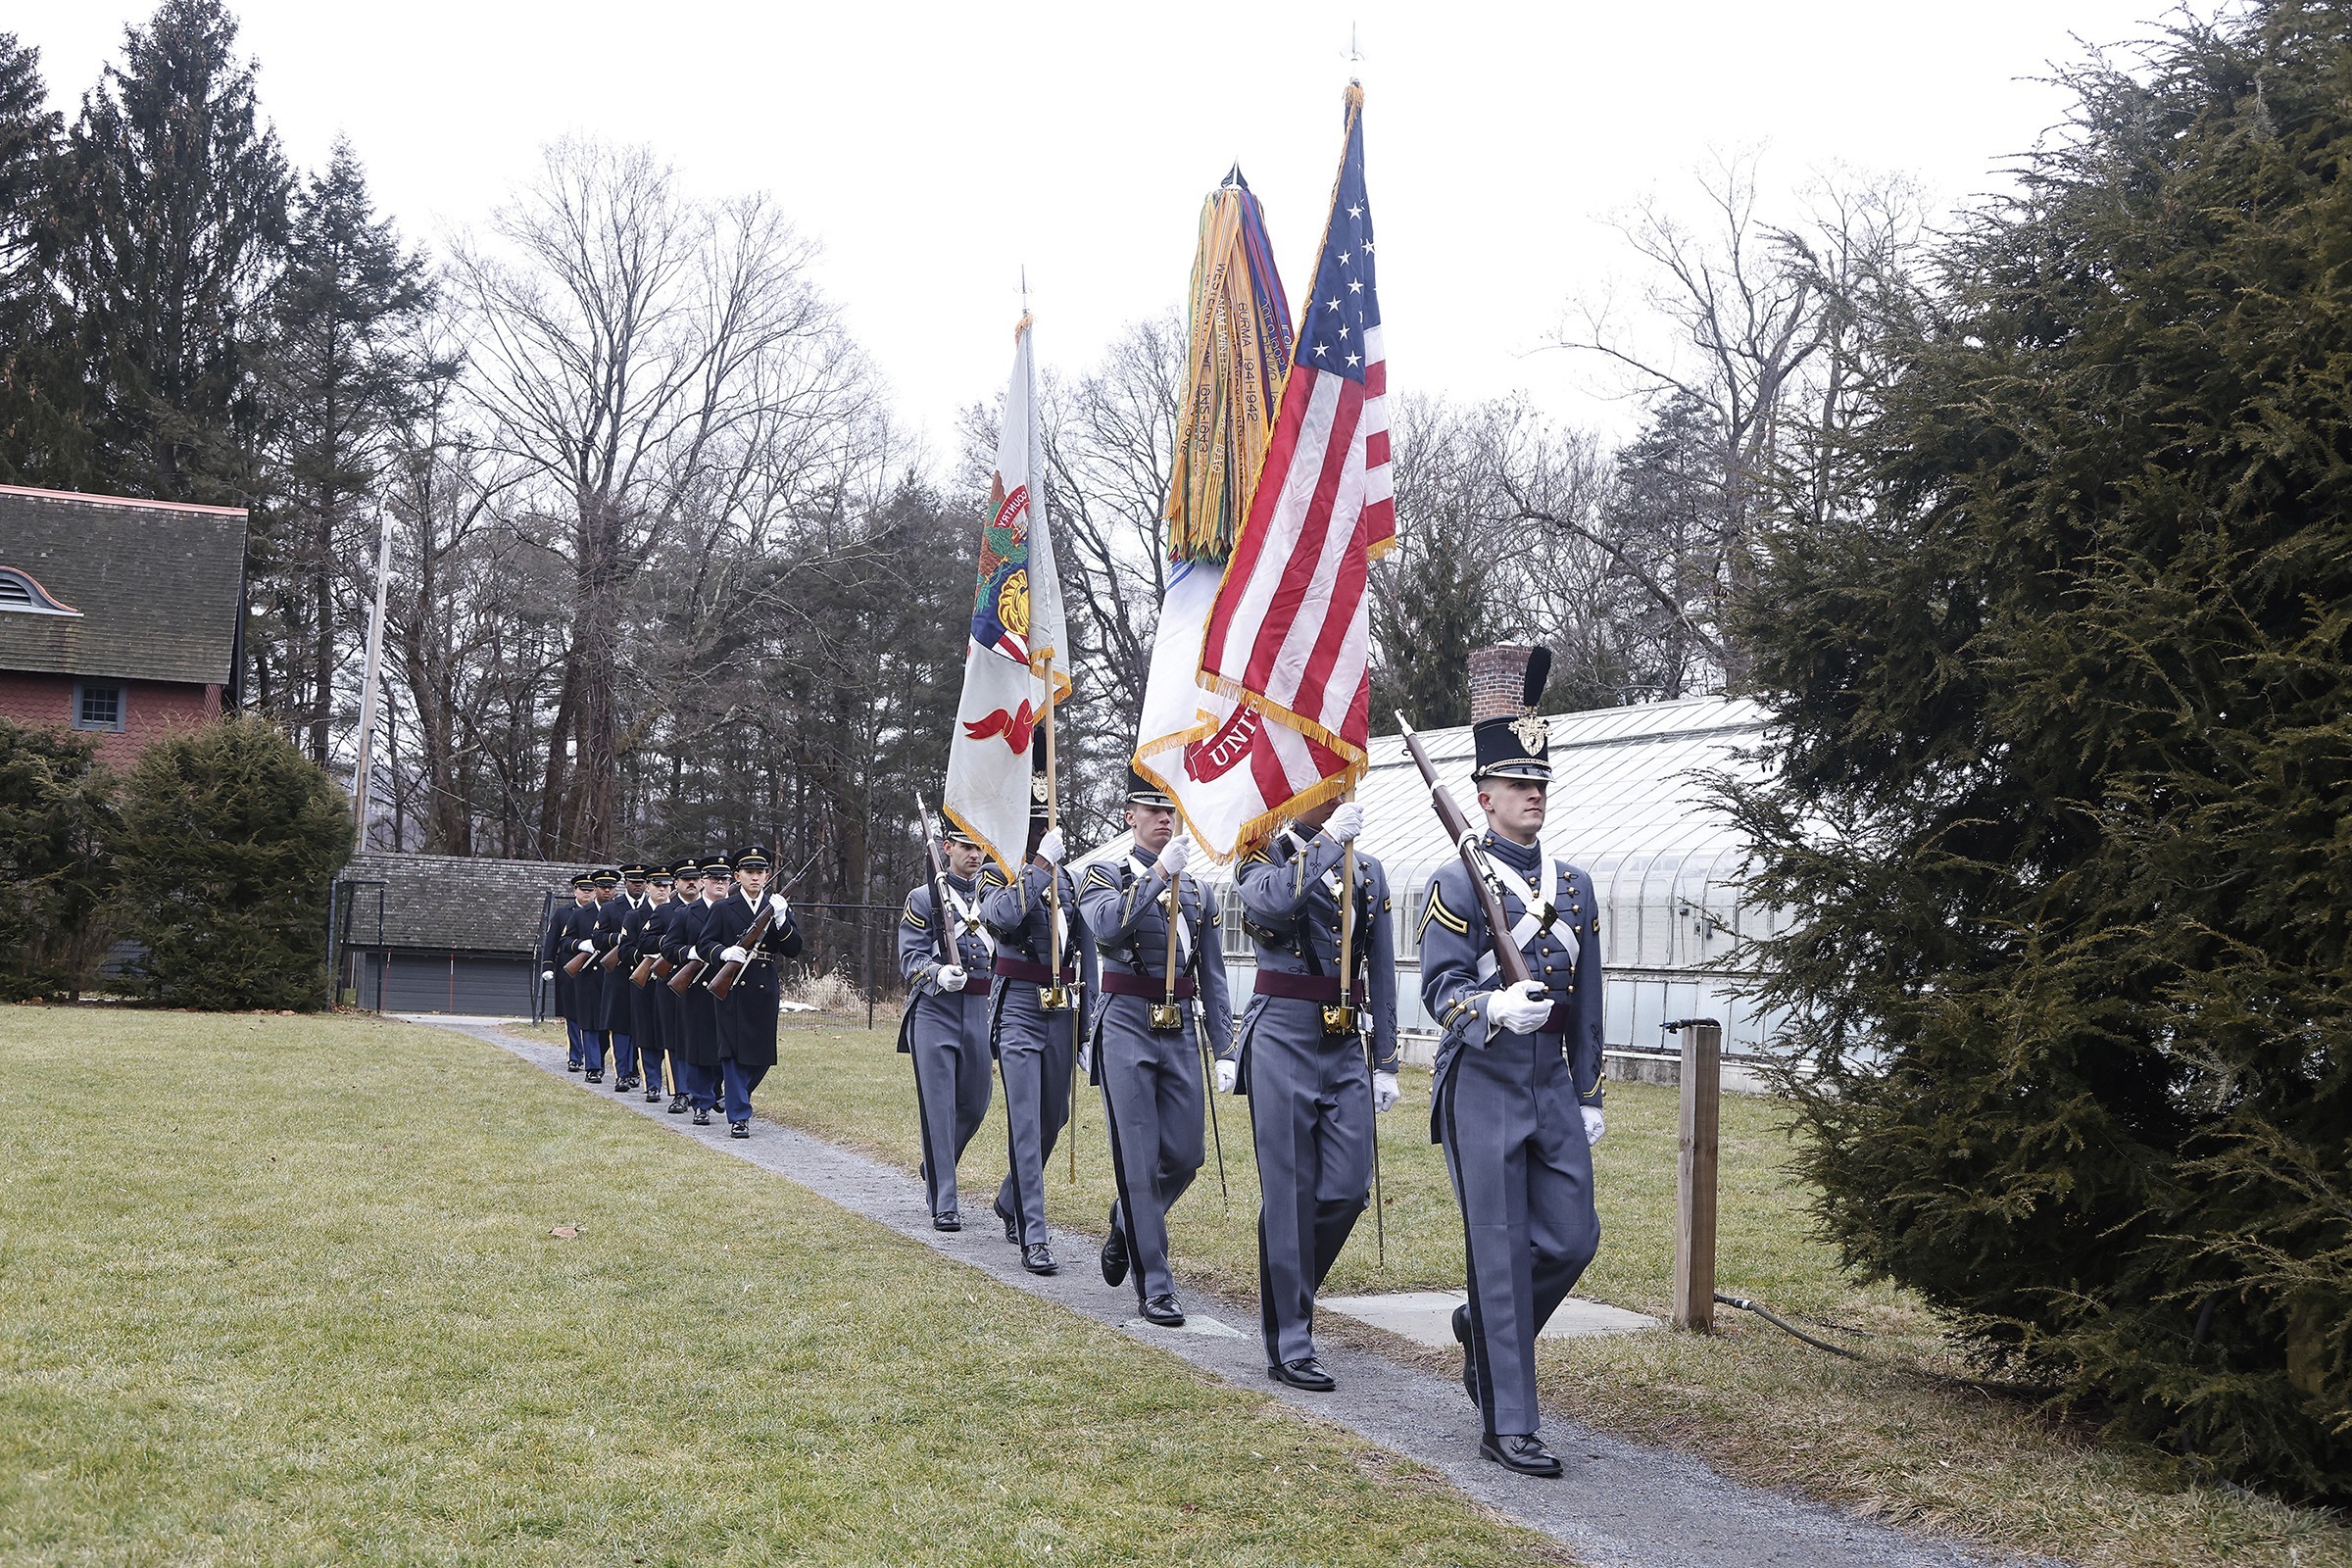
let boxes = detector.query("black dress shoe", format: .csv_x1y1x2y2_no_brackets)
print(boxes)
584,1071,602,1084
644,1088,662,1102
667,1094,688,1114
933,1211,962,1233
1139,1294,1186,1327
729,1121,750,1140
1268,1356,1336,1392
692,1108,710,1126
994,1200,1018,1244
566,1063,582,1073
1453,1302,1478,1406
1101,1215,1130,1287
1480,1432,1563,1478
1022,1244,1058,1275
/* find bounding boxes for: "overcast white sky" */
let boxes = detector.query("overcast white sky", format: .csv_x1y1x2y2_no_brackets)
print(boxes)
22,1,2170,460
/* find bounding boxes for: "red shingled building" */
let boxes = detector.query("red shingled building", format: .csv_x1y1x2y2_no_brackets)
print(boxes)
0,483,246,764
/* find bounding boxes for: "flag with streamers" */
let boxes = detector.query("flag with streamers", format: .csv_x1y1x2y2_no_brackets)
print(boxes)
1156,85,1393,859
1132,172,1295,848
946,315,1070,874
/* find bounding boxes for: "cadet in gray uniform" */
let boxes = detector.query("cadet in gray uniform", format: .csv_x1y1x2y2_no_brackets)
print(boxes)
897,820,997,1231
1082,771,1233,1328
1418,645,1605,1479
1227,796,1399,1390
978,758,1094,1276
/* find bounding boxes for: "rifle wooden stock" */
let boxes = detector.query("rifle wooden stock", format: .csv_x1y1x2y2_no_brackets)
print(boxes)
562,947,593,977
1397,716,1533,989
629,953,658,987
708,902,779,1002
600,942,623,971
667,957,706,995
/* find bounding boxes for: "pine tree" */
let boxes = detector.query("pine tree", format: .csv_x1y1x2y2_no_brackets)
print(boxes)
1728,5,2352,1500
51,0,288,505
1372,509,1491,731
261,138,430,764
0,32,65,480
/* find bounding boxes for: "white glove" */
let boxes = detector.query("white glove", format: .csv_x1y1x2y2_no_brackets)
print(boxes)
576,940,596,955
1583,1106,1606,1146
1156,837,1190,881
1486,980,1553,1035
937,963,968,993
1036,827,1064,864
540,968,555,982
1326,803,1363,844
1214,1057,1238,1094
720,945,751,965
768,893,790,918
1372,1070,1399,1113
685,946,700,961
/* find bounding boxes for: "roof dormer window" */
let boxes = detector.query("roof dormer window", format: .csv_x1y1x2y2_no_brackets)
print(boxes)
0,567,79,616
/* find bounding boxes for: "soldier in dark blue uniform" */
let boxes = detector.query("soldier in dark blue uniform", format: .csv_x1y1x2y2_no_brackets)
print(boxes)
651,859,703,1113
543,872,596,1069
1418,645,1606,1479
1080,772,1233,1327
628,864,675,1102
701,845,805,1139
661,854,731,1124
592,863,652,1092
1228,796,1399,1390
898,820,997,1230
564,869,619,1081
978,755,1095,1276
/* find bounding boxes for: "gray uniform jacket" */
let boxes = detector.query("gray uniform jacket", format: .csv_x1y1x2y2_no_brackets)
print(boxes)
1418,832,1605,1141
978,859,1097,1022
896,875,996,1054
1079,849,1234,1075
1232,828,1399,1079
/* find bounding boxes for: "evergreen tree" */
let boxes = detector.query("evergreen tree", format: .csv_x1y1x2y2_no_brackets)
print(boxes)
1371,508,1492,732
50,0,288,505
115,715,352,1010
1729,6,2352,1500
260,138,430,763
0,719,118,1002
0,32,65,480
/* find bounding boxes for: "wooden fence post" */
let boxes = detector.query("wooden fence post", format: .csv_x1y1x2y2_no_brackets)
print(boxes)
1670,1017,1722,1332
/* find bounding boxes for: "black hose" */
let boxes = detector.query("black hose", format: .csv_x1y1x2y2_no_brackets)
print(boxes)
1712,1292,2060,1400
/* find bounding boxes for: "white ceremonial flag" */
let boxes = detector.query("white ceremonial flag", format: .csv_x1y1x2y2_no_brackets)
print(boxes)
945,315,1070,874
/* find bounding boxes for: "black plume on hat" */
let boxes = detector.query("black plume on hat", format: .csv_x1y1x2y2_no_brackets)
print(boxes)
1523,646,1552,710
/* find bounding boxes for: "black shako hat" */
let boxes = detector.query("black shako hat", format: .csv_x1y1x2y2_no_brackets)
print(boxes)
732,844,775,872
1125,767,1176,809
1470,645,1554,783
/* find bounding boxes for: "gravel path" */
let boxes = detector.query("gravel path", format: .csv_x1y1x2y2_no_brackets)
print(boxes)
415,1015,2050,1568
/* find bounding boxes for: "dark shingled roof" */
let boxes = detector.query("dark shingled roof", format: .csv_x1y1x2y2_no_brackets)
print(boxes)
0,484,247,686
339,852,586,954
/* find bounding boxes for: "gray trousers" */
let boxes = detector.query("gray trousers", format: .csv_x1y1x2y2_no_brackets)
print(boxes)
909,990,994,1217
1437,1030,1599,1436
1098,998,1206,1302
992,989,1076,1247
1243,1000,1373,1365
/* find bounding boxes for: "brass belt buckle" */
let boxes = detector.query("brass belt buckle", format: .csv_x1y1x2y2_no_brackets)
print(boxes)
1321,1003,1356,1035
1148,1000,1184,1032
1039,983,1072,1011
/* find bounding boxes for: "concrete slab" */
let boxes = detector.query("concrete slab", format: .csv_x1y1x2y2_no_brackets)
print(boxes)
1323,1289,1661,1347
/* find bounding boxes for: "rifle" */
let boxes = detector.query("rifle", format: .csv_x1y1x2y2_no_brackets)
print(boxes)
630,905,668,987
561,908,600,977
1396,713,1532,989
701,844,825,1000
914,795,959,969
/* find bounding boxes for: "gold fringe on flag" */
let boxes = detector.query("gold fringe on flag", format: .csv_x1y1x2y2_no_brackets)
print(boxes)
1164,178,1293,565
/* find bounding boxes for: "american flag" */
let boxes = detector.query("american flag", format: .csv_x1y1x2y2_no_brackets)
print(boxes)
1190,86,1392,848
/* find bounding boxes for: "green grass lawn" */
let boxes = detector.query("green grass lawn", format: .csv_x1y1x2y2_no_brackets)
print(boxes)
0,1004,1570,1568
718,1012,2352,1568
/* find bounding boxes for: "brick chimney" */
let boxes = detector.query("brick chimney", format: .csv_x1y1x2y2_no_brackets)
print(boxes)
1468,645,1535,722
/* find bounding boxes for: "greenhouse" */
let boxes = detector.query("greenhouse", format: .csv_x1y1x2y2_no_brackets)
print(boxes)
1081,694,1781,1064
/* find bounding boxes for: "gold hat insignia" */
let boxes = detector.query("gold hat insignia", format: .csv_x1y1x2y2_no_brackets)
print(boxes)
1509,712,1550,753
